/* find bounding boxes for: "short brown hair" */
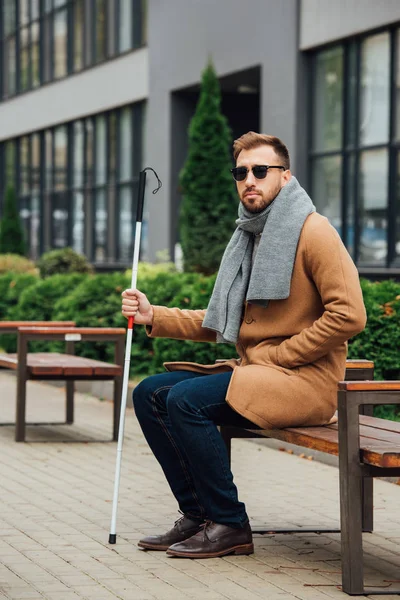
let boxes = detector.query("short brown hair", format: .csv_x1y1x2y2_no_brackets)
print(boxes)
233,132,290,170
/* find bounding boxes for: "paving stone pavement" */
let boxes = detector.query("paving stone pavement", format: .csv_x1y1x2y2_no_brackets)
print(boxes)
0,371,400,600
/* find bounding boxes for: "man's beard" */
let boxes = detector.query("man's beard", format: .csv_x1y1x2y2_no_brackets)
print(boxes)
241,185,281,213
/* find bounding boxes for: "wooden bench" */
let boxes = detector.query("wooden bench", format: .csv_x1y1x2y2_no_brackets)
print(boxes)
0,324,125,442
220,360,400,595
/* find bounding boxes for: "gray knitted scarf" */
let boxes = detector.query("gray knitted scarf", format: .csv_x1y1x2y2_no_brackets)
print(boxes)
202,176,316,343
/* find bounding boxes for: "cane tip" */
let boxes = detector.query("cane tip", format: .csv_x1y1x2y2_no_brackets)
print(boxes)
109,534,117,544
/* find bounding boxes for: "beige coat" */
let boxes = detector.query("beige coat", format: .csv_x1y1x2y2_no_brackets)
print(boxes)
147,213,367,429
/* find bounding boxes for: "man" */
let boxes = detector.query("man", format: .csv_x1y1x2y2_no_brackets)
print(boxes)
121,132,366,559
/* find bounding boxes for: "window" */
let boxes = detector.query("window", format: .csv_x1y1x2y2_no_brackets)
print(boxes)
0,2,147,100
0,102,145,262
310,27,400,272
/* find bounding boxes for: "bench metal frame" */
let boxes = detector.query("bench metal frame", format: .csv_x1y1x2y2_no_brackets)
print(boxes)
220,362,400,596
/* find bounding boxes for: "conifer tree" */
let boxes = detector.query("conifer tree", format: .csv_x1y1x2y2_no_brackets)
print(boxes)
179,61,237,274
0,185,27,256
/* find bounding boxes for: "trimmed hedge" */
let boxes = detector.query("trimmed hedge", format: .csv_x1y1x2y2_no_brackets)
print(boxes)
0,269,399,420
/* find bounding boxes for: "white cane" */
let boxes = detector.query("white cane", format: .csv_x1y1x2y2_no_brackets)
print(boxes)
109,167,162,544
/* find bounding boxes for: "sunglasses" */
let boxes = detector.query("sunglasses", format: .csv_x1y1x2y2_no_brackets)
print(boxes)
230,165,285,182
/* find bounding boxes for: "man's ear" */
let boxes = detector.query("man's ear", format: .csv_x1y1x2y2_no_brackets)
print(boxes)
281,170,292,187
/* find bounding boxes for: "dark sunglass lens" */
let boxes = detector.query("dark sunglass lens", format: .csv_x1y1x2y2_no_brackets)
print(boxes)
232,167,247,181
252,166,268,179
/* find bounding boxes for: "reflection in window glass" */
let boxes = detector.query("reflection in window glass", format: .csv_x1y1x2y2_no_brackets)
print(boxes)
360,33,390,146
4,1,16,34
119,108,132,181
95,190,107,261
73,0,84,71
45,131,53,190
30,195,40,260
31,0,40,20
20,137,30,196
42,15,53,82
19,0,29,25
96,116,107,185
109,112,117,178
311,155,342,233
119,186,132,261
86,120,94,186
52,193,69,248
119,0,132,52
72,192,85,254
73,121,84,188
359,149,388,265
20,27,30,91
31,22,40,88
96,0,107,62
54,9,67,79
4,38,17,97
5,141,16,187
313,47,343,152
31,134,40,192
54,126,67,190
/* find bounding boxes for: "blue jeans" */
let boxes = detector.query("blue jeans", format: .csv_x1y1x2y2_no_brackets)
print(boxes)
132,370,256,528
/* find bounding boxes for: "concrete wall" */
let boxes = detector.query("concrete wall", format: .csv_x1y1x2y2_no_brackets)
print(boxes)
0,48,148,141
300,0,400,50
145,0,299,261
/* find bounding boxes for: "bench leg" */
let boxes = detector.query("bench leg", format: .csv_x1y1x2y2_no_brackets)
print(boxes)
338,390,364,595
362,477,373,532
16,372,27,442
66,381,74,424
360,405,373,533
113,376,122,441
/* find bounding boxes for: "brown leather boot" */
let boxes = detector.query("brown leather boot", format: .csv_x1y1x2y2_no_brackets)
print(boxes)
166,520,253,558
138,514,204,551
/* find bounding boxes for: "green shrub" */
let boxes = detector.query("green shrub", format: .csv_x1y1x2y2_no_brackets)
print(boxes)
2,267,400,422
37,247,93,278
0,254,39,275
5,273,86,353
152,273,238,372
0,272,40,351
348,278,400,420
0,185,27,255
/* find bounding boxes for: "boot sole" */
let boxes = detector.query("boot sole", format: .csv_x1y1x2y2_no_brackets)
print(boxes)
138,541,169,551
166,542,254,558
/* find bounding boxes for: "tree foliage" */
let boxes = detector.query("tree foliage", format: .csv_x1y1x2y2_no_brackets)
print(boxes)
0,185,27,256
179,60,237,275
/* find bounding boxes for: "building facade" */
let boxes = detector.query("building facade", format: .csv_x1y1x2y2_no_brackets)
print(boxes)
0,0,399,277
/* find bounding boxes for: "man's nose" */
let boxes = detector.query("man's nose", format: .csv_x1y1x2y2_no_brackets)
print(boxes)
245,169,256,186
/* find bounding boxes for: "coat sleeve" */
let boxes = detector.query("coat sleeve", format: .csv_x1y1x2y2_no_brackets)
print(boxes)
274,218,367,368
146,305,217,343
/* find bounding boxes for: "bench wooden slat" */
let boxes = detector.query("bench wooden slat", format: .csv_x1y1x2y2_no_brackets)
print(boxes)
0,352,121,377
0,354,18,370
339,380,400,391
17,327,126,335
362,446,400,468
345,360,374,369
0,321,75,330
360,414,400,434
244,421,400,467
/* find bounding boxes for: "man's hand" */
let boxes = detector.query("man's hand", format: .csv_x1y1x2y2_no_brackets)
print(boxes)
121,289,154,325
